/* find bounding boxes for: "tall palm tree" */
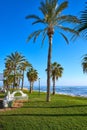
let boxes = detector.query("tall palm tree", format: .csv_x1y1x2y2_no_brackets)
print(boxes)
26,0,79,101
27,68,38,93
82,54,87,73
51,62,63,95
5,52,26,89
20,61,32,89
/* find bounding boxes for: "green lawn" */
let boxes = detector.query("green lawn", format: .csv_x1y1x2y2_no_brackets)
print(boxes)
0,91,87,130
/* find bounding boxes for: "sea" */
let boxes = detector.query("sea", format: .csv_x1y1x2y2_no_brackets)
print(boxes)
26,86,87,97
1,85,87,97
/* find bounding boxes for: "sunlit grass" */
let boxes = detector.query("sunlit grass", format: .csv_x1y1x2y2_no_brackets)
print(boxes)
0,91,87,130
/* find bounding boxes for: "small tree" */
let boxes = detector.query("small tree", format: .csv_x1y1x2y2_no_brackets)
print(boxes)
20,61,32,90
51,62,63,95
27,68,38,93
5,52,26,89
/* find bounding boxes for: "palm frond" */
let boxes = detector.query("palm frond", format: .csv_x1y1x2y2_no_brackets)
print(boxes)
32,19,46,25
78,22,87,32
33,30,42,43
55,1,68,16
39,2,47,16
58,25,79,35
82,54,87,62
27,30,43,43
39,1,50,16
74,2,87,38
57,15,80,24
26,15,46,25
82,62,87,73
59,32,69,44
25,15,41,20
41,32,47,47
75,23,87,39
27,28,48,44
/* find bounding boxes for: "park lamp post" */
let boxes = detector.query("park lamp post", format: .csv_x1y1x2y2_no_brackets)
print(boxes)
38,78,40,95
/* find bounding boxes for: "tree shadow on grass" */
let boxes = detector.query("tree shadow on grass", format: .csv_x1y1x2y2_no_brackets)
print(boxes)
22,104,87,109
0,113,87,117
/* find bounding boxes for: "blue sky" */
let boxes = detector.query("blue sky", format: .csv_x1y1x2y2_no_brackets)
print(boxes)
0,0,87,87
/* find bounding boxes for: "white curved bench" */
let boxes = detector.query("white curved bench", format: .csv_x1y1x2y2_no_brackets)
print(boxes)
11,90,28,100
3,90,28,107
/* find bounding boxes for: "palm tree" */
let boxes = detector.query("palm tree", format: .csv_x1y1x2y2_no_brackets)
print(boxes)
20,61,32,89
3,69,13,89
26,0,79,101
3,61,13,89
5,52,26,89
51,62,63,95
75,2,87,38
82,54,87,73
74,3,87,74
27,67,38,93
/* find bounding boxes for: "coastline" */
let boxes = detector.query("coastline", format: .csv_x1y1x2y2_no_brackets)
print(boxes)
25,86,87,98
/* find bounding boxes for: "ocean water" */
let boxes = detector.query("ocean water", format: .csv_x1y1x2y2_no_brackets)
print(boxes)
27,86,87,97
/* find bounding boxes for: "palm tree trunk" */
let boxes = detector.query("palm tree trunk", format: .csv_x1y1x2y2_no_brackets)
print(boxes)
6,80,9,91
46,34,52,102
53,78,56,95
31,82,34,92
21,70,24,90
13,69,16,89
30,82,32,93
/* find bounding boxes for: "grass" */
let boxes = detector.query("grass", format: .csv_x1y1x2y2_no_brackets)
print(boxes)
0,91,87,130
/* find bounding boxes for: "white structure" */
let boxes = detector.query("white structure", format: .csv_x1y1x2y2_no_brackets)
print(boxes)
3,90,28,108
